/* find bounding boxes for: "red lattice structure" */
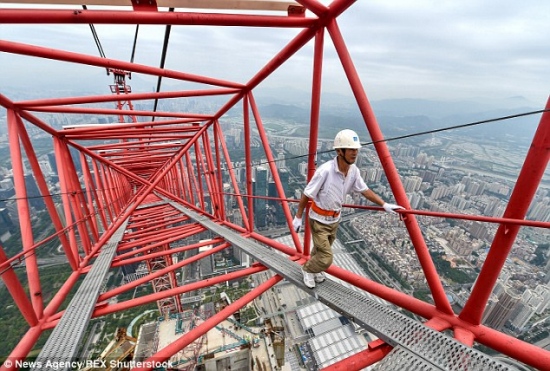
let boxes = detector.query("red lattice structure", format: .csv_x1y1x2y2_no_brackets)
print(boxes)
0,1,549,370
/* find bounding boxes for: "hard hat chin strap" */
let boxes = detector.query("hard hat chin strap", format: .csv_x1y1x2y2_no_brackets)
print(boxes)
338,149,353,165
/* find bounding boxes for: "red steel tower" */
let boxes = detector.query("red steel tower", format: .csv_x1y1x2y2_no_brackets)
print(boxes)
0,1,549,370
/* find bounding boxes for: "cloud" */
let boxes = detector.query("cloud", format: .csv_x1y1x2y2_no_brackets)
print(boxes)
332,1,550,104
1,1,549,106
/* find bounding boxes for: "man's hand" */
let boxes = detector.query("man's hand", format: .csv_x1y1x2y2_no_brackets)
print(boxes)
292,216,302,232
383,203,405,214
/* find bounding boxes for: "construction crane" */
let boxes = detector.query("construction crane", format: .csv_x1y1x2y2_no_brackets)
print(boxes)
82,328,136,371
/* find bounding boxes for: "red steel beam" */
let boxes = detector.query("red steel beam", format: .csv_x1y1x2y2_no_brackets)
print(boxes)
54,137,85,263
116,226,206,256
350,205,550,229
2,1,547,369
201,130,223,219
16,88,240,108
0,8,315,27
26,105,213,119
91,159,111,226
102,241,231,301
14,111,78,270
88,265,269,320
212,121,226,220
327,18,453,315
0,40,245,89
135,274,284,370
63,120,201,137
7,109,44,318
61,140,95,256
249,92,303,252
120,219,192,241
302,28,325,256
213,120,251,228
80,154,101,243
460,97,550,325
328,264,550,369
243,97,254,232
112,239,226,269
0,247,38,327
1,326,43,371
193,140,209,213
322,342,393,371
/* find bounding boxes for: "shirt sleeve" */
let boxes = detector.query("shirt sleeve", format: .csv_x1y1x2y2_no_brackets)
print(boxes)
303,166,328,199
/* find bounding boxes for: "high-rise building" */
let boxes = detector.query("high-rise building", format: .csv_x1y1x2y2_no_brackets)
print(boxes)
482,285,521,331
278,168,290,198
408,192,424,209
0,178,13,189
534,285,550,313
24,174,46,211
268,181,285,225
430,185,449,200
267,180,277,207
223,183,233,210
367,167,383,183
198,242,214,277
0,207,15,237
298,161,308,177
276,151,286,168
69,147,83,174
47,152,58,175
450,195,470,210
230,209,243,228
420,170,437,184
253,166,268,229
509,302,535,330
543,261,550,284
403,175,422,192
469,222,489,240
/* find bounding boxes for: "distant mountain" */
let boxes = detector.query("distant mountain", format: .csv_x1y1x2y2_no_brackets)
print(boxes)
3,79,541,144
370,97,538,118
257,103,310,121
254,93,542,144
253,86,356,109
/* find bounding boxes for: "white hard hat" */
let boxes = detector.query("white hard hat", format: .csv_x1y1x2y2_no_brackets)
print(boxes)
333,129,361,149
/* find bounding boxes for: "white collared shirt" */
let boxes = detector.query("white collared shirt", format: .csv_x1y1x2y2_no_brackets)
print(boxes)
303,157,368,224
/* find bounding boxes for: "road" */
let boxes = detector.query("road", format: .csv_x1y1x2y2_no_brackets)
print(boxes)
12,254,69,270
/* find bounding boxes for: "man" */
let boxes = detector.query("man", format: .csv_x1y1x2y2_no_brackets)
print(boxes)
292,129,404,288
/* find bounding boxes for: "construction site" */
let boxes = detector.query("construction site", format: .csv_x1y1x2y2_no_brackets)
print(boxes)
85,235,387,371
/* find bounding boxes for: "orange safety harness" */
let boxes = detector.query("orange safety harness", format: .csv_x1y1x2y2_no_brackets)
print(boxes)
311,201,340,218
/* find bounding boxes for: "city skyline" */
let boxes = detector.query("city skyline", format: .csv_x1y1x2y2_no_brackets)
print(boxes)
1,2,549,368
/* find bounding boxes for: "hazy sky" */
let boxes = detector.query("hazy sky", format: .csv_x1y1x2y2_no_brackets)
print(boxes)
1,0,549,107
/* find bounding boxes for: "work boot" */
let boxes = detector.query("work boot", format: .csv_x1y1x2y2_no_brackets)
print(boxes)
314,272,326,283
302,268,315,289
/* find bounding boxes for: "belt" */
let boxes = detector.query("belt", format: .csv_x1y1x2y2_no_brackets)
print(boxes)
311,202,340,218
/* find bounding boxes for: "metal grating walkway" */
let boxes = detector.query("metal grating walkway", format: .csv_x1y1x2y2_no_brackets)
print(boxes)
33,219,129,371
170,202,518,371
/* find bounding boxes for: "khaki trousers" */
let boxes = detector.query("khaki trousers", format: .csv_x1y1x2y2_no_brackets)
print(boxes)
303,218,340,274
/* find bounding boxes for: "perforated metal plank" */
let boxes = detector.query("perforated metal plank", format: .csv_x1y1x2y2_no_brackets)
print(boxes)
33,219,129,370
171,202,518,371
372,346,439,371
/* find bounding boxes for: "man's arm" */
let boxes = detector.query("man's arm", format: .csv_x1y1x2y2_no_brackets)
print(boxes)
295,193,311,219
292,193,311,232
361,189,384,206
361,189,405,214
